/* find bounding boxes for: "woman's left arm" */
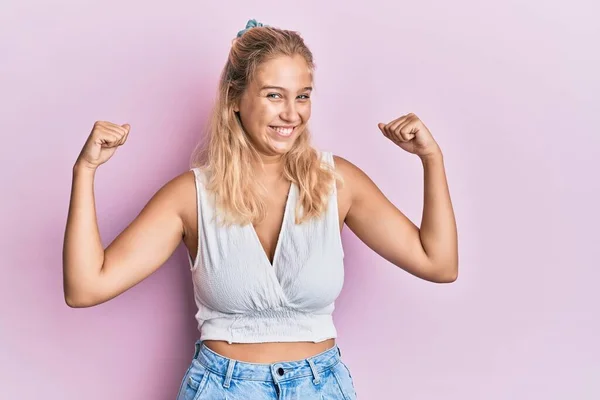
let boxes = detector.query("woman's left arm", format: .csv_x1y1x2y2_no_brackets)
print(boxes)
336,113,458,283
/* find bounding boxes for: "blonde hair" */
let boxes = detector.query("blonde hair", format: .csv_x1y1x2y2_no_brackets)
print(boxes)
190,23,341,226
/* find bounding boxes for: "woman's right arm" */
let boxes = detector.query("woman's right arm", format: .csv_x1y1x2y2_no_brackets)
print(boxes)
62,121,192,307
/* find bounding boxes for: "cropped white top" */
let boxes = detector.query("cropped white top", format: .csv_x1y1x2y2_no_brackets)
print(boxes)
187,151,345,344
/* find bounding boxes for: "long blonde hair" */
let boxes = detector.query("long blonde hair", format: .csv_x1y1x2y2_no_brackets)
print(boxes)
190,23,341,226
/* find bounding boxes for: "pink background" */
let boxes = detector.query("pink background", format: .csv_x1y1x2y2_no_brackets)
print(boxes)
2,1,599,399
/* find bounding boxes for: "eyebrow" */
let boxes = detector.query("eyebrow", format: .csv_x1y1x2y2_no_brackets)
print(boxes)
260,85,313,92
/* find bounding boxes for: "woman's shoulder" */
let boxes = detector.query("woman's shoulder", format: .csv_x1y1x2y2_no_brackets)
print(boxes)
154,168,200,226
162,168,198,196
330,153,379,200
330,153,363,181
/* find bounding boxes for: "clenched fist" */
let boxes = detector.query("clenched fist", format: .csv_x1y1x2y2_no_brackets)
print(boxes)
378,113,441,159
75,121,130,170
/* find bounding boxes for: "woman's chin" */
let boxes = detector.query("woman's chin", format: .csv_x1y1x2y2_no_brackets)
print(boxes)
266,137,296,155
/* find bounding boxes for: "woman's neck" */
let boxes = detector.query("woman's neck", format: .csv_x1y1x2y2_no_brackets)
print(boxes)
253,154,285,182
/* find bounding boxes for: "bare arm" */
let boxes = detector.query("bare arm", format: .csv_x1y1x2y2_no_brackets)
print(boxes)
62,165,193,307
419,153,458,281
62,121,195,307
336,152,458,283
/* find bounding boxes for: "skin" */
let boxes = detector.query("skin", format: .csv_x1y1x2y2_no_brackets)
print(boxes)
235,54,313,159
63,54,458,364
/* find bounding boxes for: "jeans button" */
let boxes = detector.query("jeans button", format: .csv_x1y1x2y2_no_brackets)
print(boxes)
277,367,284,376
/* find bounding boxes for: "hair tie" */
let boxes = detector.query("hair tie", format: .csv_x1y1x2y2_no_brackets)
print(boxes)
237,19,268,38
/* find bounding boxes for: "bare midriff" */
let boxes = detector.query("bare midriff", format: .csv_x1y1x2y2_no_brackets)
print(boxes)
202,338,336,363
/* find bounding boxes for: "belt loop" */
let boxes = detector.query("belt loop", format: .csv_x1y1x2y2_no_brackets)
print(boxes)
223,358,236,388
193,341,201,360
307,358,321,385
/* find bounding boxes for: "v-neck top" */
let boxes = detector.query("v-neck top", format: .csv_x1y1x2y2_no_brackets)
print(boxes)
187,151,345,344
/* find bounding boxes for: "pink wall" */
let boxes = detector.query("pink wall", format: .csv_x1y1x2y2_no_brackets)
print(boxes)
2,1,599,398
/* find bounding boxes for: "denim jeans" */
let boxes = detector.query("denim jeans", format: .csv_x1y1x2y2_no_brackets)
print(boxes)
176,340,357,399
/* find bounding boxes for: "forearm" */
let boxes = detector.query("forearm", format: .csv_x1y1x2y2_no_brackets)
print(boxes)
418,151,458,280
62,164,105,304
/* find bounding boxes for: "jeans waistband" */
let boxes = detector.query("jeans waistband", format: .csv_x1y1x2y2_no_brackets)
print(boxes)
192,339,342,385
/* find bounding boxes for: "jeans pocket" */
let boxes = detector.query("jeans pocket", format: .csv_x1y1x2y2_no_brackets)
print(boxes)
331,361,357,400
177,360,210,400
340,363,355,386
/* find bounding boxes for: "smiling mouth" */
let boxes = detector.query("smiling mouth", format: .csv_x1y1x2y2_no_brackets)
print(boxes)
269,126,297,137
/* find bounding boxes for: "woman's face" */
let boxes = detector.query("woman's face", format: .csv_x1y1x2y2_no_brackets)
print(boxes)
235,54,313,157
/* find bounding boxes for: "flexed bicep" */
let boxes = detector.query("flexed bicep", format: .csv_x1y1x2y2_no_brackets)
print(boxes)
335,156,444,282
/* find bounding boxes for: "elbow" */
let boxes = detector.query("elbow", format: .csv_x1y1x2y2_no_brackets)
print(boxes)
436,264,458,283
64,288,102,308
64,281,86,308
63,271,106,308
64,293,92,308
65,297,82,308
427,261,458,283
438,270,458,283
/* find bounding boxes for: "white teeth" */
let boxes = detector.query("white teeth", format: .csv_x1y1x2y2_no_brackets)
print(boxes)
271,126,294,136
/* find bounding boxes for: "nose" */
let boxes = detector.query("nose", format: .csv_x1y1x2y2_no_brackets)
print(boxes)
280,99,300,123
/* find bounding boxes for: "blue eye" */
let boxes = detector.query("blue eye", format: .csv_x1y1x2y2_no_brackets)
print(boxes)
298,94,310,100
267,93,282,99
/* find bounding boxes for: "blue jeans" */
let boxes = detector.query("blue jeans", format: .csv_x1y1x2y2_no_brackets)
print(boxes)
176,340,358,399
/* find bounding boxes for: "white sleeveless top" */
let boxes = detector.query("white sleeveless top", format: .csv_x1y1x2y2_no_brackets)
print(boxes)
187,151,345,344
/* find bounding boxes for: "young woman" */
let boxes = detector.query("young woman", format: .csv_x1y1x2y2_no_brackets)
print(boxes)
63,19,458,400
